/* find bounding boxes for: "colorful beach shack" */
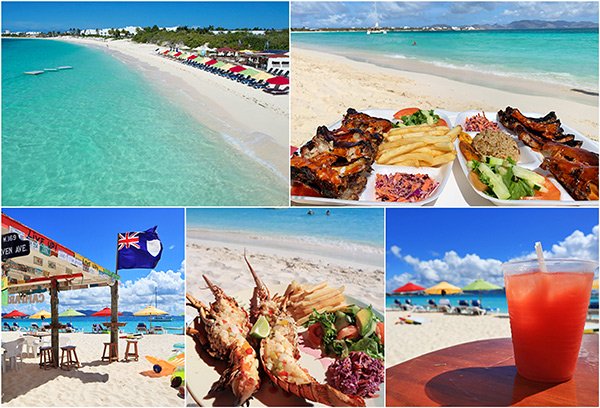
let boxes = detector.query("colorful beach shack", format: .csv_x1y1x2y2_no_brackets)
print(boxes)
1,213,120,367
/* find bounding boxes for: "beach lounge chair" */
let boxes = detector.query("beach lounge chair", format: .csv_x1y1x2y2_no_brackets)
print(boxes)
150,325,165,334
2,338,25,370
469,300,487,315
455,300,471,314
64,322,79,333
3,322,10,331
136,323,149,334
92,323,104,334
30,323,40,332
438,299,453,313
12,322,22,331
588,301,599,321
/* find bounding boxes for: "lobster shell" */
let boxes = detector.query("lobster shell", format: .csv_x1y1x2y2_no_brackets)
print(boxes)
259,340,365,407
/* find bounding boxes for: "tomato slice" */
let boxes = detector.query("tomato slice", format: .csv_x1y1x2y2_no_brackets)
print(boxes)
393,107,420,119
307,323,324,347
436,118,448,127
336,325,360,340
376,322,384,344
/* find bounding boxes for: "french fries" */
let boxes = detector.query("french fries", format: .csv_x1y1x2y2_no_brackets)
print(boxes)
377,124,460,167
283,281,347,325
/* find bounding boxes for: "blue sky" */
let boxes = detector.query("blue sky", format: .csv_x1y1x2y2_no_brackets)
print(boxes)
386,208,599,292
3,208,185,314
3,2,290,32
292,2,599,28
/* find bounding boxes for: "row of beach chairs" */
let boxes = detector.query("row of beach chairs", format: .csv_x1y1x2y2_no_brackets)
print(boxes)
394,298,488,315
2,322,80,333
158,51,289,95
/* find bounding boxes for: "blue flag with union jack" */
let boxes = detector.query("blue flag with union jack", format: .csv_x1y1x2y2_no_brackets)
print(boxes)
116,226,162,270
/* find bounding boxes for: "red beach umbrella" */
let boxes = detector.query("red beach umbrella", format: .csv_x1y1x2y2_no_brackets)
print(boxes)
205,59,218,66
229,65,246,73
266,76,289,85
91,307,122,317
187,55,198,60
162,50,170,55
173,52,182,57
3,309,28,318
393,282,425,293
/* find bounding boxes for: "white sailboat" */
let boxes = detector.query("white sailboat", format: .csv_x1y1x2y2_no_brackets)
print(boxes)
367,3,387,35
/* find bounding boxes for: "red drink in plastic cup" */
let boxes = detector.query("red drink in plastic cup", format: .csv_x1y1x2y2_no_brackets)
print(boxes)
503,259,596,383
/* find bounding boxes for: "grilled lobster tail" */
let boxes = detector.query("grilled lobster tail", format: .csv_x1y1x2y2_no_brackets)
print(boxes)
259,337,366,407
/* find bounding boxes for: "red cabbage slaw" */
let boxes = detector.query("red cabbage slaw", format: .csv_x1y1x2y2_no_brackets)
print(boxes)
326,351,384,398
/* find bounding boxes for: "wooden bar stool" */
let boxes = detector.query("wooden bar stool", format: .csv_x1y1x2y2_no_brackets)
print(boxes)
60,345,80,370
39,346,53,369
101,342,118,363
124,340,139,362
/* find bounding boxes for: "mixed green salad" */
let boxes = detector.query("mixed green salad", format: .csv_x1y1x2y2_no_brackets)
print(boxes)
468,156,548,200
304,305,384,360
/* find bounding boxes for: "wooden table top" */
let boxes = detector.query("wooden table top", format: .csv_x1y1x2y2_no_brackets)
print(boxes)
386,336,598,407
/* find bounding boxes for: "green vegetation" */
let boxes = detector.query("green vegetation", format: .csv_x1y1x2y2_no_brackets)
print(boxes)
132,26,289,50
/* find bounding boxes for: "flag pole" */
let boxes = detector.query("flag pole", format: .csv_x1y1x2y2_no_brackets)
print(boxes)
110,234,120,358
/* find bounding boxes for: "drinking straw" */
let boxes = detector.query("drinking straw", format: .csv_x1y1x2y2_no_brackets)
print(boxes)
535,242,547,272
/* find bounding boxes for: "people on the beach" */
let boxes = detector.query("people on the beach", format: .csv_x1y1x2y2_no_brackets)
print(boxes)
412,41,417,46
326,210,331,216
307,210,314,216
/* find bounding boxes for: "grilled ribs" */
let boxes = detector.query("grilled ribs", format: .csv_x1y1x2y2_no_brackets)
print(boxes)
539,142,599,201
291,109,392,200
498,107,582,150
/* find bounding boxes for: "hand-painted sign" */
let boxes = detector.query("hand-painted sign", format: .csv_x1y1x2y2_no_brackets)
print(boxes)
2,233,31,261
8,293,45,304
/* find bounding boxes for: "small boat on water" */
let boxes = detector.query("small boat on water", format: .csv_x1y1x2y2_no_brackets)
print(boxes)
24,70,44,75
57,66,73,70
44,68,58,72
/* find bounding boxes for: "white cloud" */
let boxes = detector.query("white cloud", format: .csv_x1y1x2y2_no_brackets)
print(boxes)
387,226,598,292
501,2,598,19
511,226,599,262
390,245,402,259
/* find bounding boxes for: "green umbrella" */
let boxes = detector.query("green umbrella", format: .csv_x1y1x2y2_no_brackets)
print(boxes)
242,68,260,77
462,279,502,292
213,61,225,68
59,308,85,317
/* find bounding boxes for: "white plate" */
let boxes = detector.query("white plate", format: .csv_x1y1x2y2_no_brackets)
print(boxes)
186,286,385,407
291,109,455,206
454,110,599,207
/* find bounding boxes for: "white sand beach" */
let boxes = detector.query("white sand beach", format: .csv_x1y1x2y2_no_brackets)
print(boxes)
57,37,289,179
186,227,385,313
291,47,598,147
2,332,184,407
386,310,511,368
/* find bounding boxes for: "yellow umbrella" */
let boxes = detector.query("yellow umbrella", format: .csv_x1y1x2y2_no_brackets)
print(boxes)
133,305,168,316
593,279,599,290
254,72,273,81
29,310,52,319
424,281,462,295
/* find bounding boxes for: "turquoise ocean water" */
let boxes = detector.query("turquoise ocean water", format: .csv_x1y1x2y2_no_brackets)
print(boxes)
2,315,184,334
2,39,287,206
293,29,599,91
187,208,384,247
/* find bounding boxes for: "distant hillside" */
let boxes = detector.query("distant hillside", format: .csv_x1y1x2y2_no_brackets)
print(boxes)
476,20,599,30
294,19,599,32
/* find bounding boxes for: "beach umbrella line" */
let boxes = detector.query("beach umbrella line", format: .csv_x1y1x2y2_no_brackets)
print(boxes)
156,48,289,94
